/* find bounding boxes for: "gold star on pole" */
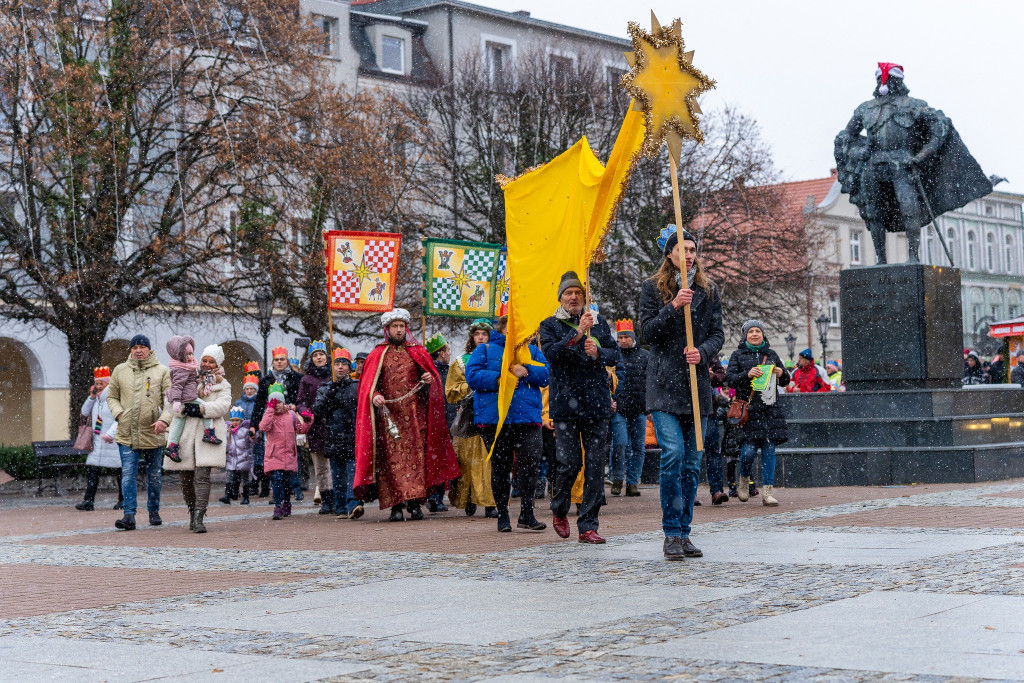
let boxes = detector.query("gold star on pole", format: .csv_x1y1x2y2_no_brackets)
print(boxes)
621,11,716,164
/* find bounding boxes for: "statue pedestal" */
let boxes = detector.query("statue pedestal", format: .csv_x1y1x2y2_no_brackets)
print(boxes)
776,264,1024,487
839,264,962,391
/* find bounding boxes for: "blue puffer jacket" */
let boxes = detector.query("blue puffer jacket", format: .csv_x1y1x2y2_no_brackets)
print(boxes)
465,331,549,425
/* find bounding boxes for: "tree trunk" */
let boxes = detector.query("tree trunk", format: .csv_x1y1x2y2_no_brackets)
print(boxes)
66,324,111,439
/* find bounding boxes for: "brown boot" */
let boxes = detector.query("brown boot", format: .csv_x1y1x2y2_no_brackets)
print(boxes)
625,484,641,497
610,480,623,496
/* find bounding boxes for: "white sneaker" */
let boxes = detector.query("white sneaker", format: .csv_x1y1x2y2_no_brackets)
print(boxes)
762,485,778,507
737,477,750,502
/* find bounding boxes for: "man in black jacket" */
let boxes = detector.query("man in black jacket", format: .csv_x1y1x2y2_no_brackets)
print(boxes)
313,349,362,519
249,346,304,498
1012,351,1024,385
610,319,649,497
538,271,620,544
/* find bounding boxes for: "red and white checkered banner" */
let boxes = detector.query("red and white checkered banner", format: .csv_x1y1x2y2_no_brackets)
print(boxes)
324,230,402,312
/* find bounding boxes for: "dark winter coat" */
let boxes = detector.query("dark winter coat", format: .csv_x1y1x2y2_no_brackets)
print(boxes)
724,342,790,444
538,312,620,421
433,361,459,429
296,363,333,452
312,376,359,459
465,331,549,425
638,277,725,417
250,368,303,431
613,345,649,418
1012,363,1024,386
962,362,988,386
987,359,1006,384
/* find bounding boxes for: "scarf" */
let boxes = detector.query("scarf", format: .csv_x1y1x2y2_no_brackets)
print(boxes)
675,266,697,290
553,305,578,321
744,340,768,353
307,363,332,380
271,369,288,384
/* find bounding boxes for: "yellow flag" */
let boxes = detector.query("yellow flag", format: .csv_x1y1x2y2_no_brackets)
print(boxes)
492,106,645,449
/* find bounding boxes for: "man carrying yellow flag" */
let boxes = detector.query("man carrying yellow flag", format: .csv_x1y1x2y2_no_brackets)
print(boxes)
538,272,620,544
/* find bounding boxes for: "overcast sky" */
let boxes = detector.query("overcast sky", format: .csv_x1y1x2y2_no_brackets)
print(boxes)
470,0,1024,197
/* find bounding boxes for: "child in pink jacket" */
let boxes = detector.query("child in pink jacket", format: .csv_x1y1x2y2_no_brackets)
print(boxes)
258,382,313,519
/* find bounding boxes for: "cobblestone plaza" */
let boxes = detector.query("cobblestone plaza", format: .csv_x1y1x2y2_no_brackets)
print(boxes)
1,480,1023,681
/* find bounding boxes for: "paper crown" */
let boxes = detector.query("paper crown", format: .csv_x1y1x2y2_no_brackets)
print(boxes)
425,334,447,354
333,347,352,362
93,366,111,380
244,360,260,373
229,406,245,420
288,357,300,366
267,382,285,401
308,340,327,355
615,319,635,334
243,374,259,388
271,346,288,359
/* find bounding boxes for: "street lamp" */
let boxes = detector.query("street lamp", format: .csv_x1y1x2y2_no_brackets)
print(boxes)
255,289,274,371
784,332,797,362
815,313,830,366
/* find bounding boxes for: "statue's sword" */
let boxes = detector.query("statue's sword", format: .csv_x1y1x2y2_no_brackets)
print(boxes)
914,171,955,266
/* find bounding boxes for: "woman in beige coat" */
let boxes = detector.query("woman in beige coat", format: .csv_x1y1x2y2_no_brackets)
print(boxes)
163,344,231,533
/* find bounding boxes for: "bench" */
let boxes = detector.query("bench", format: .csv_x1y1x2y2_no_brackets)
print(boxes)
32,440,88,496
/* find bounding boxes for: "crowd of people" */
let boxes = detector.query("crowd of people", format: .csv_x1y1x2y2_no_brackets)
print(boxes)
71,225,1022,558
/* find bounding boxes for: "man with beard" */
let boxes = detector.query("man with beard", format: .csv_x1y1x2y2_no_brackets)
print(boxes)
353,309,461,521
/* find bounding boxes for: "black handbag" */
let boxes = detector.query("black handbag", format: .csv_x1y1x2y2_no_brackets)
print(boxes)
451,394,479,438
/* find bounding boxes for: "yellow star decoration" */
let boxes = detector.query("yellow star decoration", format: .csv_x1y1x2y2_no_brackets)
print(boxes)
350,258,372,284
622,11,716,163
447,264,471,293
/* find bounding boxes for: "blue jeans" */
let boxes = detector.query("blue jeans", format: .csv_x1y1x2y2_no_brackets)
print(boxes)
651,411,706,538
610,412,647,486
329,455,359,514
740,439,777,486
703,417,725,494
118,445,163,516
270,470,293,506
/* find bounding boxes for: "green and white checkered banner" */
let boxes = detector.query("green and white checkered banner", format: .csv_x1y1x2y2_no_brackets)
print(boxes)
422,238,502,318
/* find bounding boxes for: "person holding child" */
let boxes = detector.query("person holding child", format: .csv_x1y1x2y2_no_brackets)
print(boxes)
164,335,222,463
163,343,232,532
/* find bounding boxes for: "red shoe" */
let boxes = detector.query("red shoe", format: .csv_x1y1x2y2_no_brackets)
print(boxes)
552,515,570,539
578,530,606,544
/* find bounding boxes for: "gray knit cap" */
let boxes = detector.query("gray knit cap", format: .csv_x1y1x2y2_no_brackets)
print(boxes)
557,271,585,299
741,320,766,337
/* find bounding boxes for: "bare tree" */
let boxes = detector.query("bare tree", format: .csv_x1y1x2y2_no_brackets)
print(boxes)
0,0,327,433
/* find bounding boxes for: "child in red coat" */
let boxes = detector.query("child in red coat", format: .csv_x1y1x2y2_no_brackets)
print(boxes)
258,383,314,519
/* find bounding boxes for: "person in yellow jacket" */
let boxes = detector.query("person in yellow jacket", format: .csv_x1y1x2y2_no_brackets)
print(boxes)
445,319,497,517
106,334,172,531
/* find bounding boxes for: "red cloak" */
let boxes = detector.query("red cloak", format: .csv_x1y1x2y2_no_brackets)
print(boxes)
354,339,460,503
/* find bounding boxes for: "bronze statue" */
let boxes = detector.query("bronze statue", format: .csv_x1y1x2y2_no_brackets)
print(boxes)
835,63,992,265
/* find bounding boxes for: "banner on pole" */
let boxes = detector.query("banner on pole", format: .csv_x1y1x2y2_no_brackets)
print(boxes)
325,230,402,312
422,238,502,318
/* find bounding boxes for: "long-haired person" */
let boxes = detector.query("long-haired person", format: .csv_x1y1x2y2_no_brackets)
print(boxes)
639,227,724,561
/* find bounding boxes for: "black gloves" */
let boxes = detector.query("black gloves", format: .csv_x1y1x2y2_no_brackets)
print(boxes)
183,402,203,418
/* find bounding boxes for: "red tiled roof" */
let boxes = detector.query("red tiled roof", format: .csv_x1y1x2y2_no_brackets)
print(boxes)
774,170,838,218
351,0,381,5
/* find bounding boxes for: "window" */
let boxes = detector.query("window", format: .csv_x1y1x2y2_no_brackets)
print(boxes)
970,290,984,331
486,42,512,86
381,36,405,74
850,230,861,265
606,66,627,101
947,227,958,267
313,15,337,56
986,232,997,272
1009,292,1021,319
550,55,574,90
985,204,994,216
829,294,840,327
966,230,977,270
1005,235,1016,274
989,290,1003,322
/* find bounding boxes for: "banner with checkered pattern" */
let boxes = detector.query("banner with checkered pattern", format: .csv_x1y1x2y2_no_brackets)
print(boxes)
495,247,509,316
324,230,402,312
422,238,502,318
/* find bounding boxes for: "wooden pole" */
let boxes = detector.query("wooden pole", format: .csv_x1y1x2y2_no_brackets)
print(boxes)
420,246,428,343
668,155,704,452
325,232,336,382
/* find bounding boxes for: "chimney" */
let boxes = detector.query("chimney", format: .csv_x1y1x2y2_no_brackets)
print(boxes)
830,168,838,178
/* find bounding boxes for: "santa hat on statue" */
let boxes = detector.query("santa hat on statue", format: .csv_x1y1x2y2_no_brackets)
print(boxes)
615,319,636,340
875,62,904,95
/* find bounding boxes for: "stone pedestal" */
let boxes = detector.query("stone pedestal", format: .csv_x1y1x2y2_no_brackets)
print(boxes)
777,264,1024,487
840,264,962,391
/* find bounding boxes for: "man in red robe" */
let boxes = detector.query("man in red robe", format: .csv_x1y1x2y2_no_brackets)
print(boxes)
354,308,460,521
